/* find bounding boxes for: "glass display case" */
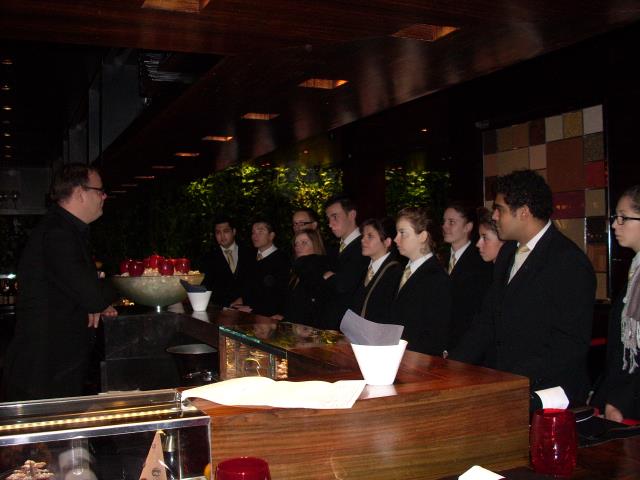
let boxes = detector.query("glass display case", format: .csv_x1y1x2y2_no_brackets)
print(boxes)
0,389,211,480
219,321,345,381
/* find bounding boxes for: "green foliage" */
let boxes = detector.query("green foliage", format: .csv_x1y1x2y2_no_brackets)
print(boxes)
385,167,450,217
93,163,343,273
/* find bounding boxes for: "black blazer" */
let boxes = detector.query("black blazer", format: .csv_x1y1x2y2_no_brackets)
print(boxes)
593,287,640,419
351,253,404,324
447,245,494,350
2,205,114,401
242,248,290,316
451,224,596,405
322,236,370,330
392,255,452,356
283,254,331,329
200,244,255,307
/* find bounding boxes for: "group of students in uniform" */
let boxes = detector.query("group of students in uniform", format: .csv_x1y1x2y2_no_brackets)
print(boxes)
201,169,640,421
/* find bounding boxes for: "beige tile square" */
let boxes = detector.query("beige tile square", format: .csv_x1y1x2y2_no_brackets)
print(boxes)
563,111,583,138
496,148,530,175
497,126,513,152
596,272,608,300
545,115,564,142
529,144,546,170
484,154,498,177
583,105,603,135
554,218,585,251
585,188,606,216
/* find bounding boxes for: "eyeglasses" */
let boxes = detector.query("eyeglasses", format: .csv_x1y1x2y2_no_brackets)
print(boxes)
83,185,106,195
293,221,314,227
610,214,640,225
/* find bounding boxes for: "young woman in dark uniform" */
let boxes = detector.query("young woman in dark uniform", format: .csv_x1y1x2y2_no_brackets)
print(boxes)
442,203,493,350
393,207,451,356
351,217,404,324
278,229,330,329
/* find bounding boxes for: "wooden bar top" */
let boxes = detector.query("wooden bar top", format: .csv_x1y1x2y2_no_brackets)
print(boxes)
187,309,531,479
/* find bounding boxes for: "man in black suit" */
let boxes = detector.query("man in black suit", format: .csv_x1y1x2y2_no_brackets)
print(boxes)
2,163,117,401
322,195,369,330
201,216,254,307
235,220,289,316
450,170,596,406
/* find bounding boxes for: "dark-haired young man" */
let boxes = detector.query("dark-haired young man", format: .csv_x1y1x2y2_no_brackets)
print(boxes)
201,217,254,307
451,169,596,407
322,195,369,329
234,220,289,316
2,163,117,401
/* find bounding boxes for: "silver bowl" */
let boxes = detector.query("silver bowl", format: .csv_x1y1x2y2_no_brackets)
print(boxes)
111,273,205,309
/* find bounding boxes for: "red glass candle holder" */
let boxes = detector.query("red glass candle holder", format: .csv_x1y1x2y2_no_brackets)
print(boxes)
530,408,577,477
215,457,271,480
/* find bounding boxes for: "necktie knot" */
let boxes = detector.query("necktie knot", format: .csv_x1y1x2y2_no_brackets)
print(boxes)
256,251,263,261
517,245,530,254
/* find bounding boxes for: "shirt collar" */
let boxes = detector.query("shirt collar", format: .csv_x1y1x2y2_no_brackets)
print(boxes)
451,241,471,261
258,244,277,258
220,242,238,253
341,228,361,249
369,252,390,274
408,253,433,274
520,220,552,252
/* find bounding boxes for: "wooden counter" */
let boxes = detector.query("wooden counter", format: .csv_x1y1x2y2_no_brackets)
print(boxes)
189,309,531,480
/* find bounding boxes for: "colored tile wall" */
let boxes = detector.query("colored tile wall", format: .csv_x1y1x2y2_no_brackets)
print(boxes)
482,104,609,300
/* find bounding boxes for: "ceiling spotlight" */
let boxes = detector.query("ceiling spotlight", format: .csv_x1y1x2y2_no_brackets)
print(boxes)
1,84,10,91
299,78,348,89
2,106,12,111
1,59,13,65
3,132,10,137
241,112,279,121
175,152,200,157
202,135,233,142
420,128,429,133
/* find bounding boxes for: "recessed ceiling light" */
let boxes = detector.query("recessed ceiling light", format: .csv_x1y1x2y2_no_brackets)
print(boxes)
2,106,12,111
299,78,348,89
202,135,233,142
3,145,11,149
1,84,10,91
151,165,175,170
3,154,12,159
241,112,279,121
134,175,156,180
3,132,10,137
121,183,138,188
175,152,200,157
420,128,429,133
1,59,13,65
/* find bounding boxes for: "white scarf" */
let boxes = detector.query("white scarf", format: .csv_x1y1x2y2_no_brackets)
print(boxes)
621,251,640,372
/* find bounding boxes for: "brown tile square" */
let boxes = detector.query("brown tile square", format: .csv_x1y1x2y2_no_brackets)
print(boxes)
483,130,497,155
512,122,530,148
563,111,583,138
585,188,606,216
583,105,603,135
554,218,585,251
596,272,608,300
585,161,607,188
553,191,585,219
587,244,608,272
529,118,546,145
530,144,546,170
545,115,563,142
485,176,497,201
496,148,530,175
586,217,607,244
547,137,584,192
484,154,498,177
497,126,513,152
584,133,605,163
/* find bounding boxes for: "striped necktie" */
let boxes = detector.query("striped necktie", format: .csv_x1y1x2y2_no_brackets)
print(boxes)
364,266,375,286
224,248,236,273
398,265,411,291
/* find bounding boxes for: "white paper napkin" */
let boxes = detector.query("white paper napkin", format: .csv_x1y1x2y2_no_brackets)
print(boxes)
458,465,505,480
